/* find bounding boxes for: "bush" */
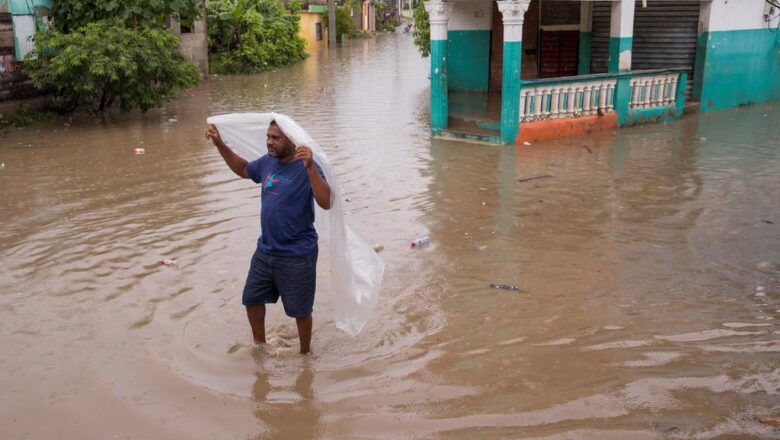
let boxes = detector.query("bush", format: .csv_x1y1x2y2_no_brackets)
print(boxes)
0,103,51,128
24,22,201,112
207,0,307,74
321,5,356,40
412,0,429,57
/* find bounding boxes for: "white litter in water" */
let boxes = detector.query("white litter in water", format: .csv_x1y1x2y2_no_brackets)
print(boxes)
207,112,385,335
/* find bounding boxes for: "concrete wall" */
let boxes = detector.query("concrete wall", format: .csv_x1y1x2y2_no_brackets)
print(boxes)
169,16,209,75
300,11,327,51
694,0,780,111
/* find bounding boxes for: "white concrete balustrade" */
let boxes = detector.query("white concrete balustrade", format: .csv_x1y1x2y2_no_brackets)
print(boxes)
629,74,678,109
520,79,617,122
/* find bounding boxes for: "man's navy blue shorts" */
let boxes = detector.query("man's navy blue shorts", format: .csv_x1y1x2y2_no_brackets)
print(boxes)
242,246,318,318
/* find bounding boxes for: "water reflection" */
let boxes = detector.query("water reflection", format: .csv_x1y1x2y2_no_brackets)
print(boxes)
252,361,320,439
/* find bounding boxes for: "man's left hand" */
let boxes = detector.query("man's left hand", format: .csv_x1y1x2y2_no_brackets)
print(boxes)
294,145,314,169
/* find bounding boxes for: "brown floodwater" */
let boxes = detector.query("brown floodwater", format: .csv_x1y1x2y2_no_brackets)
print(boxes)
1,33,779,439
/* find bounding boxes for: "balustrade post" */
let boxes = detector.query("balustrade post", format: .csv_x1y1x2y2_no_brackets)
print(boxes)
541,89,550,118
630,79,640,109
675,71,687,117
583,85,592,115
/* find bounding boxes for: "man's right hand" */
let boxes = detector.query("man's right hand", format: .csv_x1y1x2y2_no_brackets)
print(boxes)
205,124,224,147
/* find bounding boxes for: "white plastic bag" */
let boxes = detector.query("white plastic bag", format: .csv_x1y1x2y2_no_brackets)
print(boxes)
206,113,384,335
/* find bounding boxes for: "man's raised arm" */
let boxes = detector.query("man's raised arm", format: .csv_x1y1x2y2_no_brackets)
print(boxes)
294,145,332,210
206,124,250,179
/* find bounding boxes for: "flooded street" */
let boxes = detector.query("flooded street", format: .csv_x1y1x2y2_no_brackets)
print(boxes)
1,33,779,439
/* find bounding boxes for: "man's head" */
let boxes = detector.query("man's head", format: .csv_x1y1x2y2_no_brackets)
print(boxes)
267,120,296,160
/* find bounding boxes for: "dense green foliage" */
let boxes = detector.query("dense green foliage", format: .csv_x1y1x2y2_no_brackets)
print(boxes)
206,0,307,74
412,0,429,57
320,5,355,40
25,22,200,112
52,0,203,32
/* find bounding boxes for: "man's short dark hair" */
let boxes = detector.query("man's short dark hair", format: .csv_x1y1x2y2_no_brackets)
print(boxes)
269,119,278,127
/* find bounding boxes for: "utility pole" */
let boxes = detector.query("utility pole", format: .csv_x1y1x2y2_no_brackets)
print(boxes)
328,0,337,49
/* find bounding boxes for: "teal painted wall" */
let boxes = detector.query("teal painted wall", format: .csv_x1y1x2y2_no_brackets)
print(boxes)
501,41,522,144
447,30,491,92
608,37,632,73
577,32,592,75
692,33,707,100
430,39,448,134
696,29,780,112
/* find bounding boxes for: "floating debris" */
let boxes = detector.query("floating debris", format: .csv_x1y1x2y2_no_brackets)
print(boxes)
522,141,532,146
490,283,520,291
758,417,780,428
476,245,488,251
373,244,384,253
410,236,430,248
517,174,553,183
134,148,145,155
159,259,178,266
583,145,593,153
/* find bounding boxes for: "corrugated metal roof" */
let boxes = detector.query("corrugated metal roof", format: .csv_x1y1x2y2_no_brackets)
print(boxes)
0,0,53,16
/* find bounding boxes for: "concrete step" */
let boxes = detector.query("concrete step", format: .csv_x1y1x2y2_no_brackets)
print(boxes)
435,128,502,145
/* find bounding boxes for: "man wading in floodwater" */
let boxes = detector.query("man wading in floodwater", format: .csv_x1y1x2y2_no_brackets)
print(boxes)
206,121,331,354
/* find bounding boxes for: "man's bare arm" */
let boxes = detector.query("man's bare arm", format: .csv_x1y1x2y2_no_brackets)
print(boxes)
206,125,250,179
294,146,332,210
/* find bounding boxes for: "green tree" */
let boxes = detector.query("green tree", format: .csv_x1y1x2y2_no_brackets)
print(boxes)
207,0,307,74
52,0,204,32
24,22,200,112
412,0,429,57
321,5,356,39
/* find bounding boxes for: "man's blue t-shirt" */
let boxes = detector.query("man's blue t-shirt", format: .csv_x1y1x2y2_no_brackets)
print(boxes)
246,156,325,256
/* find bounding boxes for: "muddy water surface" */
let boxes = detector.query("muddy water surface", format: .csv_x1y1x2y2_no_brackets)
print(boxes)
1,34,779,439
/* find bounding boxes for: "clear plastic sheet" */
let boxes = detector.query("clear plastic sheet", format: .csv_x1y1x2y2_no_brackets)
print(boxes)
206,113,384,335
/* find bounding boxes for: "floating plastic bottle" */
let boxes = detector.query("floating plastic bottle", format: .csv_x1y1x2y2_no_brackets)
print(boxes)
410,236,430,248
